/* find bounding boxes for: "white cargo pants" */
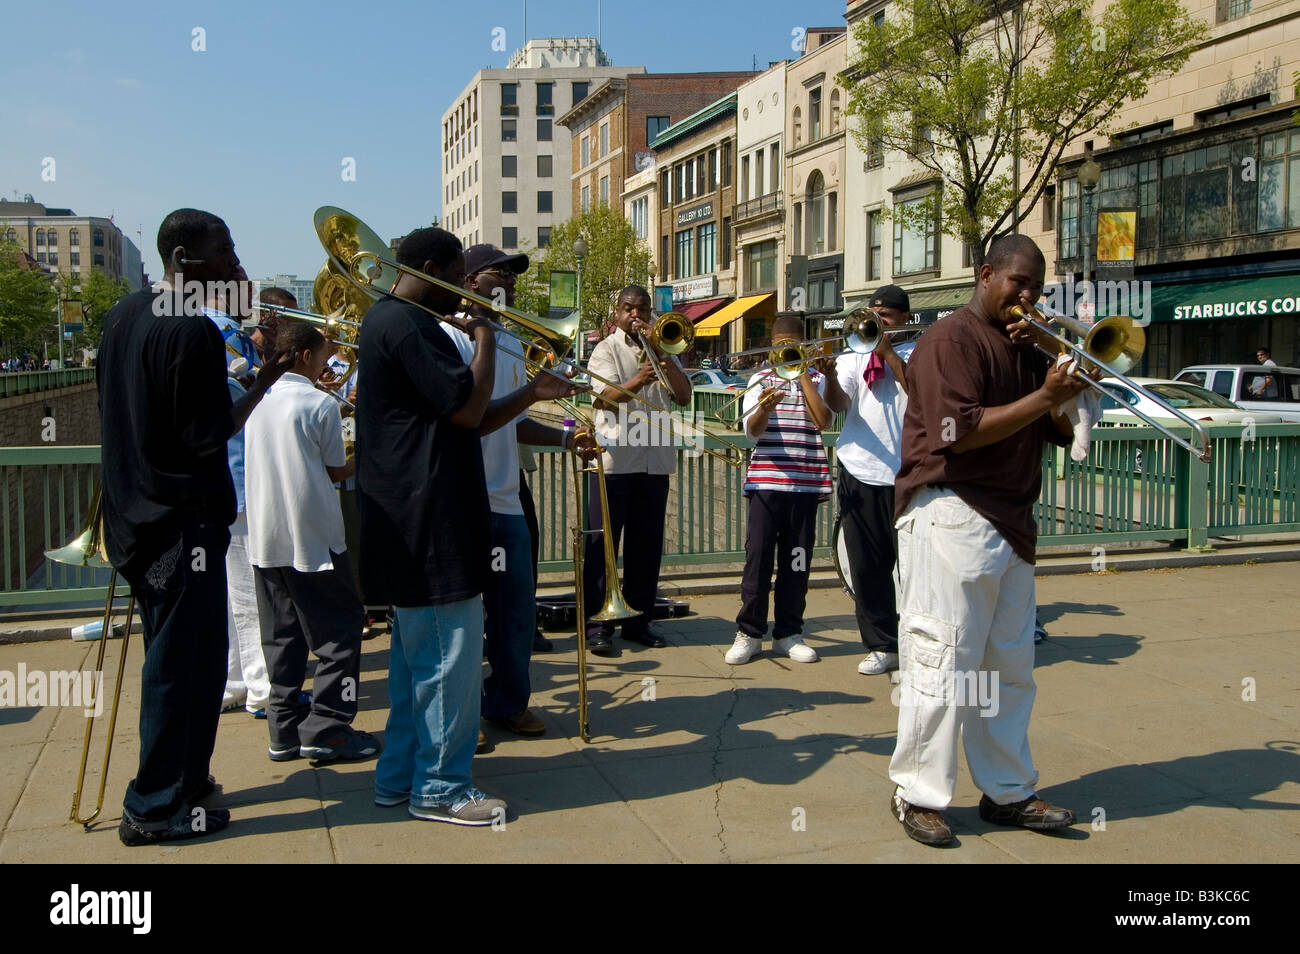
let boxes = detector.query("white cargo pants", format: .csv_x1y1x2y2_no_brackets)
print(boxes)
224,511,271,711
888,486,1039,811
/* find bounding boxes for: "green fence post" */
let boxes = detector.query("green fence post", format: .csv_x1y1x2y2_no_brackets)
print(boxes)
1174,440,1212,552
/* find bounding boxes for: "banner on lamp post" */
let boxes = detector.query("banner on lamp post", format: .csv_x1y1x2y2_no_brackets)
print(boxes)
1095,208,1136,283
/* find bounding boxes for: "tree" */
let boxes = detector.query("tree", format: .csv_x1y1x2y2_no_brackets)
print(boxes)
66,268,132,344
514,204,652,337
0,239,57,357
844,0,1207,268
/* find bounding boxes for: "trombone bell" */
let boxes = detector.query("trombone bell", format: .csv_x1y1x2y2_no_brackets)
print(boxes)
648,312,694,356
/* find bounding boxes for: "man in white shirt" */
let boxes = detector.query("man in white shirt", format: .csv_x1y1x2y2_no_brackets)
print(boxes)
441,245,594,738
584,286,692,655
244,321,379,763
822,285,914,676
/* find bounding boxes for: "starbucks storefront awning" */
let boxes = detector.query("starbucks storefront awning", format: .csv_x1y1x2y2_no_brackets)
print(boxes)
695,293,776,336
1150,274,1300,323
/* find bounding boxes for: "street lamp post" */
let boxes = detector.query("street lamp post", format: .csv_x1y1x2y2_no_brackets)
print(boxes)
573,236,588,360
1077,153,1102,320
51,274,64,370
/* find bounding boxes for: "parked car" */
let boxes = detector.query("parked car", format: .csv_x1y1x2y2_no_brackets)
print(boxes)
686,368,752,389
1096,377,1285,426
1173,364,1300,422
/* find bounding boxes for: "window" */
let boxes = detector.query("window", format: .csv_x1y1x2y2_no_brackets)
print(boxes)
70,251,81,266
866,132,884,169
538,154,552,177
893,195,938,273
502,191,518,213
581,136,590,167
806,170,825,254
675,229,695,278
35,229,46,246
94,253,105,266
1113,121,1173,146
502,227,518,248
631,197,649,239
872,10,885,27
537,119,552,141
93,229,104,247
746,239,778,291
740,155,750,202
793,107,802,147
755,150,765,197
867,211,882,281
599,177,609,207
502,155,517,177
502,119,517,141
721,140,732,186
582,185,590,212
538,227,552,248
827,192,838,252
708,148,719,191
3,229,15,241
1196,95,1269,125
830,89,841,133
501,83,518,115
538,191,552,213
1161,144,1232,244
1259,129,1300,231
599,123,609,157
36,251,47,263
647,115,670,143
48,251,58,266
69,228,79,247
47,231,58,246
660,170,670,205
573,81,589,104
808,274,838,310
661,235,670,278
722,216,731,268
696,156,707,195
1059,177,1079,258
793,203,803,255
809,88,822,141
770,143,780,192
1218,0,1251,21
537,82,554,116
697,222,716,273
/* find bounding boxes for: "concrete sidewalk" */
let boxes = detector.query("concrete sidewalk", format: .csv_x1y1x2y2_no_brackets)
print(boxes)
0,562,1296,863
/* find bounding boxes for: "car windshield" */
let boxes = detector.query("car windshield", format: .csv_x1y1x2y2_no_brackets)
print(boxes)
1145,383,1238,409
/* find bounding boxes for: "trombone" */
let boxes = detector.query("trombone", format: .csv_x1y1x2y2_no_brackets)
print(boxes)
1010,304,1212,462
45,488,135,828
633,311,695,392
313,206,746,466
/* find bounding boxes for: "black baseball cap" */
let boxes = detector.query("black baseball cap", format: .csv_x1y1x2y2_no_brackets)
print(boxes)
870,284,910,313
464,244,529,276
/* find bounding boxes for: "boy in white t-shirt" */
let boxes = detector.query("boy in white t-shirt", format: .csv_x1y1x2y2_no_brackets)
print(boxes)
244,321,380,764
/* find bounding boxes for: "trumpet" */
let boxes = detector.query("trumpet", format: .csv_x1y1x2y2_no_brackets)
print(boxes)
1010,304,1212,461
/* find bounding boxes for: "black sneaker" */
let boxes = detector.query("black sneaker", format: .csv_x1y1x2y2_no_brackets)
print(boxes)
532,629,554,653
300,729,382,763
118,807,231,846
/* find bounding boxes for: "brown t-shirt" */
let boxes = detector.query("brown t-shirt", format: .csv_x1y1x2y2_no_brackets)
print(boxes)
894,306,1070,563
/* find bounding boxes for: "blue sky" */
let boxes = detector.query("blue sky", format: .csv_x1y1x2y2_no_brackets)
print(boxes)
1,0,841,282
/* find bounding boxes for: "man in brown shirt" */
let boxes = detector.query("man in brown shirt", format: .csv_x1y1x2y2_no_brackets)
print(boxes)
887,235,1091,847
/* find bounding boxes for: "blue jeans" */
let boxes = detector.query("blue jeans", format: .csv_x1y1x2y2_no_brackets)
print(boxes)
375,598,484,805
482,513,535,720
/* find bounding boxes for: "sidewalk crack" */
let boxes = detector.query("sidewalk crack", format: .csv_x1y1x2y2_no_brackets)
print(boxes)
711,678,740,860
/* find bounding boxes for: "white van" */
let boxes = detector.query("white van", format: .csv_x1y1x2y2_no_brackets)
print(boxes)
1173,365,1300,422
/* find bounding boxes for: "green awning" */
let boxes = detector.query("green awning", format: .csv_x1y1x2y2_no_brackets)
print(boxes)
1150,274,1300,323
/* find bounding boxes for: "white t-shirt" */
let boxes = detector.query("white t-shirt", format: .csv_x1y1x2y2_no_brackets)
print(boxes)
442,321,526,516
833,340,915,486
588,331,683,476
244,373,348,571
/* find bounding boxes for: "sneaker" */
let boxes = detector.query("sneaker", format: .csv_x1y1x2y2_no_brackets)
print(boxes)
220,697,246,714
892,789,953,847
978,793,1075,830
408,788,507,827
268,742,302,762
1033,620,1048,644
858,651,899,675
118,807,231,847
773,633,818,663
300,729,382,763
532,630,554,653
725,632,762,665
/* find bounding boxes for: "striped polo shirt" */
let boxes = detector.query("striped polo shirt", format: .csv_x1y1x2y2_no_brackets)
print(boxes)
741,368,833,499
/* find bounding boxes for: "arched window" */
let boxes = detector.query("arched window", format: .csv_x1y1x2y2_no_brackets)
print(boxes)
93,228,104,247
69,228,79,247
47,230,58,246
3,229,15,242
35,229,46,246
792,106,802,147
806,170,825,255
830,89,841,133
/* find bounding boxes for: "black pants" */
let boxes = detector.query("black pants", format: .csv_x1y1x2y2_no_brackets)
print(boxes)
583,472,669,637
837,470,899,652
737,491,820,640
253,551,364,749
122,520,230,824
519,470,540,591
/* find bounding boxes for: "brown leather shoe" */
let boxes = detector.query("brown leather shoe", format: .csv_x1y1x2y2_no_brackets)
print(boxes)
488,709,546,737
979,794,1076,830
476,729,490,753
892,790,953,846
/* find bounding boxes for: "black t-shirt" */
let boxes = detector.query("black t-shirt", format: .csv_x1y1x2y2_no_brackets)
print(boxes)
97,289,236,581
894,306,1070,564
356,298,489,606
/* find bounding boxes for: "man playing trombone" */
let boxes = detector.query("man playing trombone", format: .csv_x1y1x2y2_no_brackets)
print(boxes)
584,285,692,655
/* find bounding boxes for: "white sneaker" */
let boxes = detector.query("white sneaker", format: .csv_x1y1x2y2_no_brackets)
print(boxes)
773,634,818,663
725,632,762,665
858,651,899,675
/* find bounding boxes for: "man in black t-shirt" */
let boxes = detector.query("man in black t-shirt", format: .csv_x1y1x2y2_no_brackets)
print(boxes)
99,209,291,846
359,227,509,826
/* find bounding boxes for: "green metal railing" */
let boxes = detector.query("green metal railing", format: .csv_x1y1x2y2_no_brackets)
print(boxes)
0,367,97,399
4,423,1299,607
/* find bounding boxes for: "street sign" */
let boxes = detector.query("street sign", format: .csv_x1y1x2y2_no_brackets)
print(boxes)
63,322,84,334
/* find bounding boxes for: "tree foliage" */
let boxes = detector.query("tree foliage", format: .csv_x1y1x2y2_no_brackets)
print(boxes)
0,239,57,355
513,204,652,336
67,268,132,343
844,0,1207,266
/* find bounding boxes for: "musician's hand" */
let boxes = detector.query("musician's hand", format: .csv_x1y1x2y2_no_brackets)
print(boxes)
1041,358,1093,405
318,367,339,388
530,369,578,401
810,354,837,377
569,428,602,460
628,360,657,391
756,386,784,411
1009,318,1061,354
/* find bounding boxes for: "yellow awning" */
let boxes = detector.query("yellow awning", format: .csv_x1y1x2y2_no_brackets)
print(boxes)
693,293,776,337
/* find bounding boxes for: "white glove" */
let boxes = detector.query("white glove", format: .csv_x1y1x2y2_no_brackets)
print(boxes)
1053,353,1103,462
